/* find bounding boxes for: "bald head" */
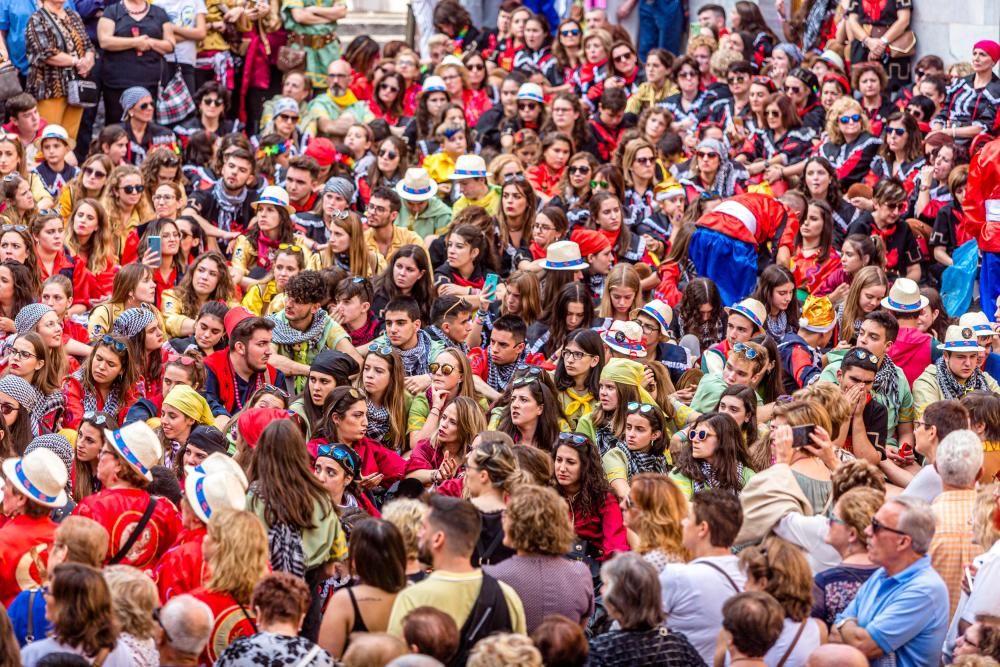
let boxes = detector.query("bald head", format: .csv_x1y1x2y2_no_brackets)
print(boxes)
807,644,868,667
160,594,214,656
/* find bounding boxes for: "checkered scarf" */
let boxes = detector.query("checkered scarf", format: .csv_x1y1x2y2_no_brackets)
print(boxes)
270,309,330,348
485,347,525,392
935,355,990,400
70,368,121,418
112,307,155,338
398,330,433,377
873,355,900,407
365,399,390,443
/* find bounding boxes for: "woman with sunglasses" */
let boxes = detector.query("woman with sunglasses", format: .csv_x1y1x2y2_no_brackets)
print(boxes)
552,19,584,79
554,328,604,430
63,333,139,430
162,251,237,338
57,154,112,222
868,112,925,197
669,411,754,499
663,56,707,137
738,93,813,189
176,82,240,146
550,151,599,228
406,395,485,488
816,97,882,189
846,178,922,281
679,137,746,203
621,139,669,251
313,386,406,490
72,410,116,500
553,432,629,565
781,67,825,133
354,347,408,453
494,375,561,451
407,348,481,448
358,138,408,211
99,165,150,266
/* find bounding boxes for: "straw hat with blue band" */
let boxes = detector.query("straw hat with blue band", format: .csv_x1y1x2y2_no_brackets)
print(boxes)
540,241,588,271
188,452,248,491
636,299,673,336
724,298,767,331
105,421,162,483
250,185,296,214
448,154,488,180
395,167,438,202
2,448,69,508
184,470,247,524
517,82,545,103
937,325,986,352
959,311,995,337
880,278,929,313
421,75,447,92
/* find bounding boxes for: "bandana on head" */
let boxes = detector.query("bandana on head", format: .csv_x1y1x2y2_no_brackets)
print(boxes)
238,407,292,449
600,359,656,405
164,385,215,426
14,303,54,335
0,375,41,413
112,307,155,338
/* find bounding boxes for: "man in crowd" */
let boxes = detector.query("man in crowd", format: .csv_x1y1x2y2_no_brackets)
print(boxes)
719,592,784,667
449,155,500,218
155,595,215,667
395,168,452,239
778,295,836,393
284,155,322,213
835,348,889,465
368,297,443,380
425,295,475,354
881,279,936,386
303,59,375,138
903,401,970,500
702,298,766,375
472,314,527,399
184,148,258,243
913,325,1000,417
364,186,425,264
832,496,949,666
204,311,284,424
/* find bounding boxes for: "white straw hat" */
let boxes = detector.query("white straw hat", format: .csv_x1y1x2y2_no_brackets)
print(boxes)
2,448,69,508
724,298,767,331
959,312,994,337
540,241,588,271
395,167,439,202
104,421,163,482
449,154,488,180
251,185,296,213
937,324,986,352
881,278,929,313
636,299,674,336
184,470,248,524
187,452,249,491
601,320,647,358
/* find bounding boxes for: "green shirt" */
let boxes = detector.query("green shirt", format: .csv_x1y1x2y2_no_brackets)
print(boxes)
271,311,350,393
247,491,347,568
395,195,453,240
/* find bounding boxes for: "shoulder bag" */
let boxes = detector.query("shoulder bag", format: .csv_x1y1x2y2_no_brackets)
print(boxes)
109,495,157,564
37,8,97,107
865,24,917,57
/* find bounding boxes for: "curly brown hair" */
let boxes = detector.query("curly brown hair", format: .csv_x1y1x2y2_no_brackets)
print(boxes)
504,485,575,556
738,536,813,621
835,487,884,549
629,473,689,561
830,458,886,501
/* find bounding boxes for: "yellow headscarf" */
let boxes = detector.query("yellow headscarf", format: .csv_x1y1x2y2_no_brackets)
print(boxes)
163,385,215,426
600,359,657,407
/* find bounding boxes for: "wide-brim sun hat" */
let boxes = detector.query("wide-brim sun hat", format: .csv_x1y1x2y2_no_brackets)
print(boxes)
395,167,438,202
881,277,929,313
104,421,163,482
724,298,767,332
2,448,68,508
251,185,295,213
635,299,674,336
937,324,986,352
184,470,247,524
601,320,647,358
449,154,488,180
540,240,588,271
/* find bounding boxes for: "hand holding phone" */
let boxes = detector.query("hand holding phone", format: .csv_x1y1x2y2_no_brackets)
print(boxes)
791,424,816,449
481,273,499,300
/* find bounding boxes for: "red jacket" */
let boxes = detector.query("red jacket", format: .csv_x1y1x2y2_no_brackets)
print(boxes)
153,526,207,603
963,135,1000,252
203,349,279,416
570,491,629,561
307,435,406,484
696,193,800,252
73,487,182,569
192,587,257,666
62,376,138,430
0,514,56,606
887,326,934,387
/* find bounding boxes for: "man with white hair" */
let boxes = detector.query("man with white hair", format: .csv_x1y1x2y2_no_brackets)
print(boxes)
831,496,949,667
156,595,215,667
929,429,984,617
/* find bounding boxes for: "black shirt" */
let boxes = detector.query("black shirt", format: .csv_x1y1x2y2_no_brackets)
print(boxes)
847,212,921,280
188,187,256,235
846,396,889,460
101,2,171,89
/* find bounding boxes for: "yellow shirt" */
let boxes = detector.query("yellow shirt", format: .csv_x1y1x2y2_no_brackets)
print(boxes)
241,281,287,317
452,185,501,219
364,225,426,264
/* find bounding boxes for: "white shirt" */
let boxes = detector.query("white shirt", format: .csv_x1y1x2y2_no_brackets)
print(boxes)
775,513,841,574
943,540,1000,662
21,638,135,667
903,465,943,503
660,554,747,664
153,0,207,66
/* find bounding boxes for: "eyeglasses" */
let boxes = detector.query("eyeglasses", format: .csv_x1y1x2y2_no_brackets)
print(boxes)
561,348,593,361
849,349,880,364
560,28,581,36
379,149,398,159
558,433,589,446
568,165,591,175
316,444,358,475
37,209,59,217
83,166,107,178
121,184,145,194
366,202,388,214
590,179,609,189
7,347,36,361
880,201,908,212
99,334,127,353
532,222,556,233
429,362,457,375
154,607,173,644
83,411,110,425
766,109,782,118
1,223,27,232
688,429,710,441
696,151,720,160
278,243,302,252
260,383,288,398
915,69,927,78
885,127,906,136
733,342,758,359
827,515,847,527
638,320,658,335
727,75,747,84
634,156,655,166
0,402,18,415
613,52,635,63
627,402,657,414
518,102,539,111
379,83,400,94
202,97,224,107
871,516,909,537
677,71,699,79
368,343,393,355
839,114,862,124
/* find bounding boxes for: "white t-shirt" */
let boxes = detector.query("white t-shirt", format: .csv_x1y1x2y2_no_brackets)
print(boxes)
774,513,841,574
21,638,135,667
154,0,207,66
903,465,943,503
660,555,747,664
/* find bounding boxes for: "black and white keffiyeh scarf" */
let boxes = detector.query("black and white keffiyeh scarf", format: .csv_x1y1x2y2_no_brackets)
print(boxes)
873,355,901,406
211,179,248,233
427,324,469,355
595,425,622,457
618,443,667,479
270,309,330,348
366,400,391,443
935,355,990,400
694,460,745,495
486,347,525,392
398,329,433,376
70,368,121,418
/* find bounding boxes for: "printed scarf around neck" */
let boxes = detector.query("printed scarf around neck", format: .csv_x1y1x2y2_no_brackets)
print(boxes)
695,460,744,495
486,347,525,392
618,442,667,479
270,309,330,348
873,355,900,406
70,367,121,419
935,355,989,400
398,329,432,376
365,399,391,444
211,179,247,233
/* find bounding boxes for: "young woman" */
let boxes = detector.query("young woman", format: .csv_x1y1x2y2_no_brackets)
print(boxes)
529,206,568,262
434,223,489,298
846,178,922,282
791,199,839,294
140,149,187,212
621,474,689,570
673,277,725,351
322,210,382,280
72,411,117,501
407,348,480,447
231,186,315,288
595,263,642,327
240,245,305,318
0,261,32,335
837,266,889,345
669,411,755,498
357,136,408,209
572,28,610,108
166,302,228,358
93,125,129,167
869,112,925,197
752,264,799,340
41,275,90,355
371,244,436,322
663,56,708,134
357,347,408,452
527,133,574,204
738,93,813,189
554,328,604,430
549,151,598,228
313,442,378,521
527,282,595,360
112,306,167,406
801,156,858,246
100,165,151,264
404,80,450,158
0,175,37,232
553,433,629,562
436,59,491,128
31,214,70,287
6,332,64,433
151,182,185,221
814,234,885,302
622,401,669,475
162,251,237,338
495,376,561,450
496,176,537,275
176,82,240,142
552,18,584,80
590,192,646,266
406,395,485,487
621,139,666,246
0,131,27,180
515,14,561,89
64,198,117,312
135,218,183,305
816,97,882,188
87,263,163,339
58,154,112,221
312,386,407,486
0,223,39,287
160,385,216,476
63,334,140,429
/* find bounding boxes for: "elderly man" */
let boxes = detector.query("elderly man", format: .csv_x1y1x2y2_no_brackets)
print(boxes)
929,430,984,617
302,59,375,138
832,496,949,667
156,594,215,667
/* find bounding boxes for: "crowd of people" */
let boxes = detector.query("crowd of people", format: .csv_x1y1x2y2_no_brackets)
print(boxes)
0,0,998,664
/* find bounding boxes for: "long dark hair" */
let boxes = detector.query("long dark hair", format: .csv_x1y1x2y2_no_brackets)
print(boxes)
735,0,778,41
553,434,610,520
750,333,783,404
247,203,295,250
81,335,138,407
671,412,754,493
371,71,407,120
717,384,758,446
49,564,118,659
752,264,800,323
544,283,594,358
0,260,34,319
798,199,834,266
374,244,436,321
554,328,604,396
588,192,632,260
540,93,593,153
319,386,367,444
676,278,723,350
802,156,844,211
414,88,448,142
366,135,409,190
173,251,236,322
497,379,561,452
247,420,332,529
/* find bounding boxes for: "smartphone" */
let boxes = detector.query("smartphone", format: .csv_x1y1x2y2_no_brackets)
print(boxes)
482,273,499,299
791,424,816,449
148,235,161,267
898,442,913,459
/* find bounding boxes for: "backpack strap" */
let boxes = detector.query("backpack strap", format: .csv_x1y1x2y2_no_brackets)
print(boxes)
696,560,742,594
109,495,157,564
449,573,512,667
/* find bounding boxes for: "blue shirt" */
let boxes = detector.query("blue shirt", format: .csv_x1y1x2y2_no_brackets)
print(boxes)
836,555,949,667
0,0,78,73
7,587,50,647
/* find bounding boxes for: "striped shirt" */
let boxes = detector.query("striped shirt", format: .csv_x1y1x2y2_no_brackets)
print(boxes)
930,489,982,618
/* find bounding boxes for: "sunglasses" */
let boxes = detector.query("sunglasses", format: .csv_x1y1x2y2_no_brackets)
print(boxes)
368,343,393,355
379,149,398,160
677,71,698,79
316,444,358,476
827,515,847,527
881,201,908,212
379,83,400,94
871,516,908,537
518,102,539,111
766,109,782,118
0,401,18,415
634,156,655,166
278,243,302,252
558,433,589,445
202,97,224,107
688,429,710,441
82,411,110,425
590,179,610,189
100,334,127,353
121,184,145,194
277,113,299,122
782,84,803,94
429,362,457,375
696,151,720,160
733,342,758,359
626,402,657,414
512,375,539,387
885,127,906,136
839,114,862,124
260,383,288,398
467,63,485,71
568,165,591,175
613,52,635,63
137,102,153,110
560,28,581,36
727,75,747,84
83,166,107,178
1,223,27,233
915,69,927,78
503,173,527,183
153,607,173,644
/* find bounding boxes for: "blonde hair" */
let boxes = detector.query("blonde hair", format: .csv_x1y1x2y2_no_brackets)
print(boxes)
103,565,159,640
101,165,153,237
686,33,717,57
582,29,612,58
206,509,269,605
839,266,888,345
382,498,428,560
793,381,851,442
738,536,814,621
504,484,575,556
597,263,642,318
467,633,543,667
488,154,525,186
835,487,884,549
322,211,376,278
825,97,870,144
630,473,690,561
621,138,657,190
973,483,1000,552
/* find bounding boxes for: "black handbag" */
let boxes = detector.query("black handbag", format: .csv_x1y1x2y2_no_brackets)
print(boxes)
0,61,22,102
38,7,96,107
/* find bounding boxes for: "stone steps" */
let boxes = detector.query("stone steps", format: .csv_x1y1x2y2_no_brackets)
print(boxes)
339,8,409,46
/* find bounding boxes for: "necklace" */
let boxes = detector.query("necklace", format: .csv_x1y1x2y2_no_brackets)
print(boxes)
125,0,148,15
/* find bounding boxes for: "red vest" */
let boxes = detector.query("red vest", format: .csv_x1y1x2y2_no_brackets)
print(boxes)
153,527,207,603
0,514,56,606
73,487,182,569
192,588,257,666
204,349,279,415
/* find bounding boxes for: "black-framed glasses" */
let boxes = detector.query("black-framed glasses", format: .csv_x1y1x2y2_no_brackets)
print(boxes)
871,516,909,537
379,149,398,159
154,607,172,644
429,362,457,375
733,342,758,359
885,127,906,137
202,97,224,107
99,335,127,353
613,52,635,63
316,443,358,476
368,343,392,355
7,347,36,361
561,348,592,362
627,402,657,414
517,102,539,111
782,84,802,94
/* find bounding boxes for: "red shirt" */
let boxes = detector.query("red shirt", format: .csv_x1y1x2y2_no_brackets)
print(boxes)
0,514,56,606
192,587,257,666
154,526,207,603
73,487,182,569
697,193,799,251
964,135,1000,252
570,491,629,561
307,436,406,484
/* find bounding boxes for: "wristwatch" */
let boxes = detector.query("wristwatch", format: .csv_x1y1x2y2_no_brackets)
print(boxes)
833,617,856,633
879,36,890,46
